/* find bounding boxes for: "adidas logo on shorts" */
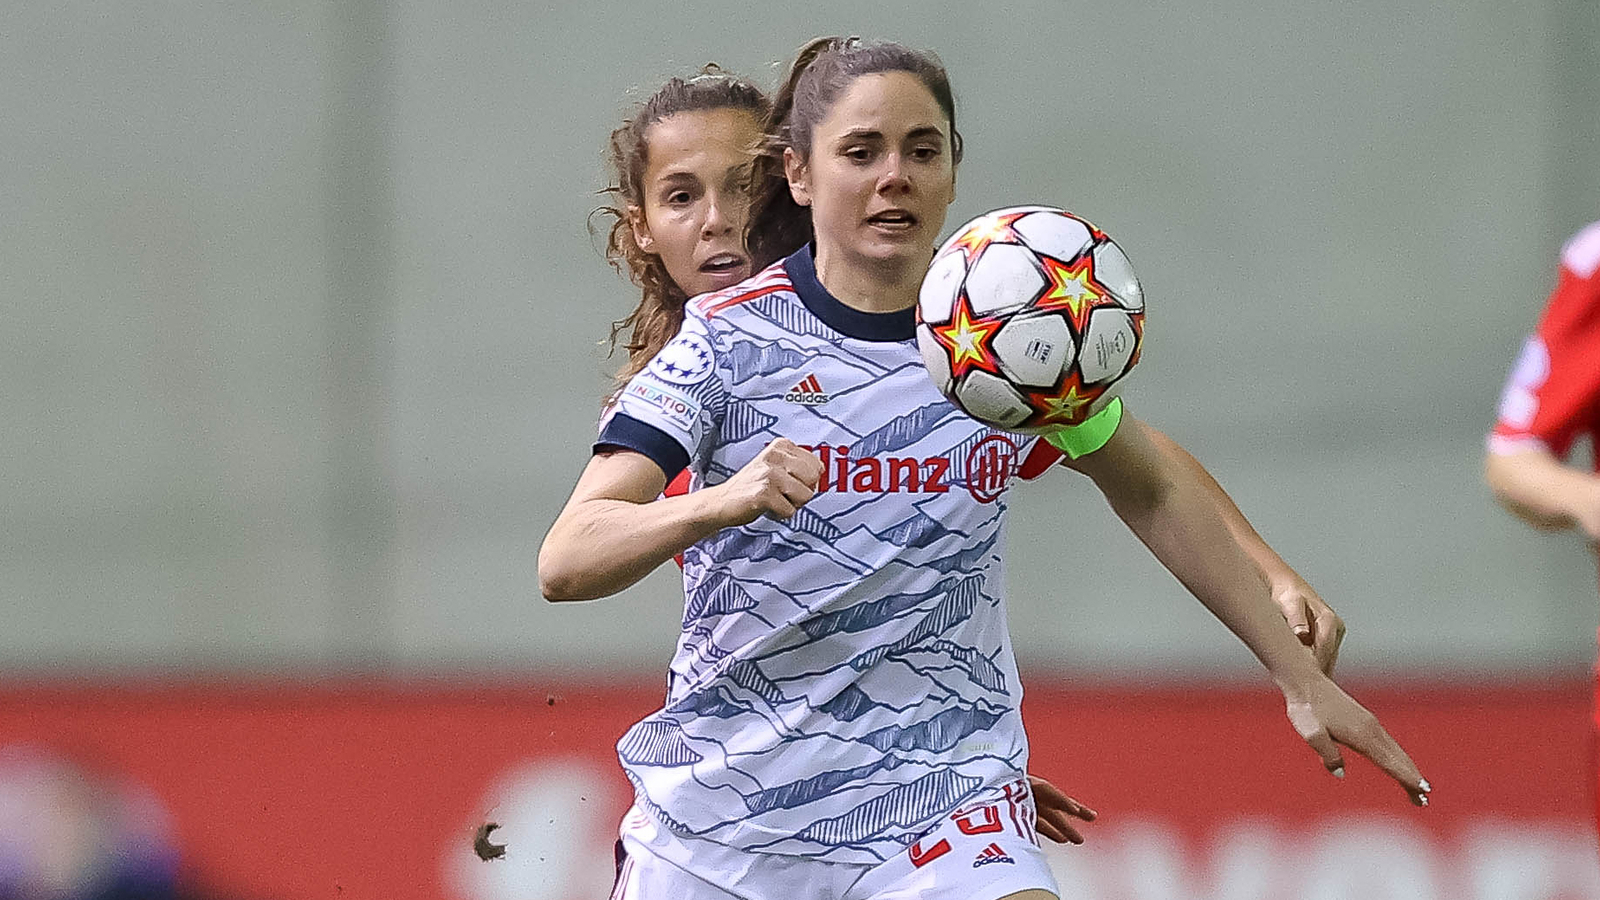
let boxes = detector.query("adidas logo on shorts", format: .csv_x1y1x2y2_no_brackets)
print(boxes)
972,842,1015,868
784,374,831,405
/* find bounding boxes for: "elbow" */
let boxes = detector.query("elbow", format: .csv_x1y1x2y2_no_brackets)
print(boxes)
537,544,594,602
538,569,583,602
539,569,596,603
1482,453,1517,511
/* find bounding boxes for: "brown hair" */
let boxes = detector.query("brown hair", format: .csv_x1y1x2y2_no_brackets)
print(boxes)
746,37,964,268
595,65,770,392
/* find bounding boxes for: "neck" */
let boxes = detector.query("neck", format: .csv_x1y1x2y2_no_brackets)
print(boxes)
812,242,928,314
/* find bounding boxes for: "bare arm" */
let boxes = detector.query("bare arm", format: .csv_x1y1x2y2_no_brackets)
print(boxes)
538,440,823,601
1485,447,1600,541
1139,421,1344,672
1066,412,1430,805
1067,417,1317,683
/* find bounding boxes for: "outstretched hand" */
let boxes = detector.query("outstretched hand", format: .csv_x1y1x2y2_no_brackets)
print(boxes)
1028,774,1098,845
1282,679,1432,807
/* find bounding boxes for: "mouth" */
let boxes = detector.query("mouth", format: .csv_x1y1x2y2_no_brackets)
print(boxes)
698,252,748,274
866,209,919,232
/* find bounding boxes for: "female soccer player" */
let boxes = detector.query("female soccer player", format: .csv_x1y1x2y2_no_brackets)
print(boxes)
1485,218,1600,831
592,65,1103,851
545,39,1429,900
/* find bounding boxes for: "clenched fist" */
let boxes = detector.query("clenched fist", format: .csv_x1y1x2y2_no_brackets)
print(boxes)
710,439,824,525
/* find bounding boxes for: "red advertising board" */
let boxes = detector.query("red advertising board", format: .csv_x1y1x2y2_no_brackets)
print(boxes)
0,678,1593,900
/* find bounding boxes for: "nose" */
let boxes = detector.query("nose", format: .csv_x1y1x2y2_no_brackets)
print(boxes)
876,153,912,195
701,191,736,238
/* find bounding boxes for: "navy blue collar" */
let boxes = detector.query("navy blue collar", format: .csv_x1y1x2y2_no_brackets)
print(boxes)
782,244,916,342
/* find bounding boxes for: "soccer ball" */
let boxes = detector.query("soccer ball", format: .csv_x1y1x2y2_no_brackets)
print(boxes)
916,206,1144,433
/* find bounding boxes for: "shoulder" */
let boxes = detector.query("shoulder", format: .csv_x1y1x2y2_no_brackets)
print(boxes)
1540,220,1600,327
1559,220,1600,280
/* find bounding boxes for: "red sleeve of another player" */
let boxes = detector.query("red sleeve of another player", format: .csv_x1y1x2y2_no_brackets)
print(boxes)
1491,265,1600,459
1017,437,1064,480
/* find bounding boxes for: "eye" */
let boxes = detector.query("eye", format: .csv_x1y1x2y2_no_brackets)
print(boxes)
844,146,872,162
667,190,693,205
912,145,941,161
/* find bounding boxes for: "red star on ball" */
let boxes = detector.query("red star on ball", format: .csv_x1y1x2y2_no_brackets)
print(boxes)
948,212,1028,264
933,293,1006,380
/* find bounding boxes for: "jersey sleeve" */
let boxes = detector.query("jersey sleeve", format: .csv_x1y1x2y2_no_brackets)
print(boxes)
1489,224,1600,459
595,311,728,480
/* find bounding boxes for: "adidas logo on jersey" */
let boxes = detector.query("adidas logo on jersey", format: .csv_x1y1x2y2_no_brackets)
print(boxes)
784,374,831,405
972,843,1015,868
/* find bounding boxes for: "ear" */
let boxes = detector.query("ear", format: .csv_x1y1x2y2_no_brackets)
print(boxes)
627,205,655,253
783,147,811,208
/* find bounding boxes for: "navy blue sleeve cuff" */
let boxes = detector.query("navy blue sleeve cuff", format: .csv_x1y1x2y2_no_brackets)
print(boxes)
594,413,691,481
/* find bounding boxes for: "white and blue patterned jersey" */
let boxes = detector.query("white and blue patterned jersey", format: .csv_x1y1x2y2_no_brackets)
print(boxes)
595,245,1064,864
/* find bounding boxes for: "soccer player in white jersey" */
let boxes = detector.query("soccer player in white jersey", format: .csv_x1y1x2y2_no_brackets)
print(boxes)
590,64,1099,856
543,38,1431,900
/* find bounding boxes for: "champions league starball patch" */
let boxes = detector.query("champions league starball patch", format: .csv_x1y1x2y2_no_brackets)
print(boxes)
648,332,715,385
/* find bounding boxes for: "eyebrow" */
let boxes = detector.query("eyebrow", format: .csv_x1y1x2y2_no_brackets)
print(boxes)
836,125,947,143
652,170,702,186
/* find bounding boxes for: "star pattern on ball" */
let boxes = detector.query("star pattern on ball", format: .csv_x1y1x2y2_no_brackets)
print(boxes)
1036,255,1115,335
933,293,1005,380
1029,375,1105,428
949,211,1027,263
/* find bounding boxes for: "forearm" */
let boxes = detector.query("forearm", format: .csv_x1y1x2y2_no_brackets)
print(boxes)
1142,423,1299,588
1484,448,1600,531
1092,445,1323,689
539,490,729,601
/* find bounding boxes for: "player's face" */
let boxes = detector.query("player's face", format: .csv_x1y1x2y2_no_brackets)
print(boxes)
629,108,759,296
786,72,957,276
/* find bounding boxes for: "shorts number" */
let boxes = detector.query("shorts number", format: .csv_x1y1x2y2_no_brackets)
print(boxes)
954,805,1004,835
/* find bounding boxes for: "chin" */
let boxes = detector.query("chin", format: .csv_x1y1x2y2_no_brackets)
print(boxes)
858,239,930,270
687,269,752,295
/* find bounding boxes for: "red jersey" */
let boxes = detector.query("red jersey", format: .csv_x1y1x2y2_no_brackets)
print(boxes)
1490,220,1600,468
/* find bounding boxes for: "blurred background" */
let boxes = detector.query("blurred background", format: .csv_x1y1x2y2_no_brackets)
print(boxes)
2,1,1598,898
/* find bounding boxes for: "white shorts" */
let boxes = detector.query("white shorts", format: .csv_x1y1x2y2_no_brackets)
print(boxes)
613,779,1058,900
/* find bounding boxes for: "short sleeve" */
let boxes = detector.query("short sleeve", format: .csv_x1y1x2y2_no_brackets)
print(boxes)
1489,232,1600,459
595,313,728,479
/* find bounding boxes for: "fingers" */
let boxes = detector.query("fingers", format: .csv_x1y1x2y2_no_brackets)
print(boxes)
1304,726,1348,779
1311,608,1345,677
1279,596,1314,647
748,440,824,520
1028,776,1097,845
1036,813,1085,845
1339,720,1432,807
775,469,817,508
1286,701,1347,777
1035,812,1069,844
1034,800,1092,844
1296,694,1433,807
1279,583,1345,676
766,438,823,489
